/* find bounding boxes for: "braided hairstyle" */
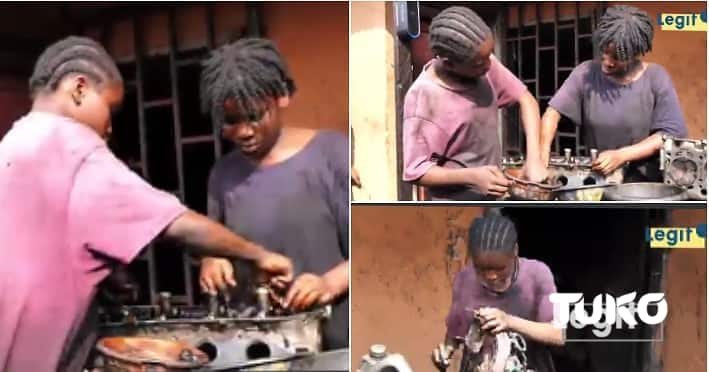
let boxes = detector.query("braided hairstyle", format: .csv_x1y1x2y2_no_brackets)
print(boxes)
467,213,518,257
200,37,295,126
594,5,654,61
29,36,122,98
429,6,492,64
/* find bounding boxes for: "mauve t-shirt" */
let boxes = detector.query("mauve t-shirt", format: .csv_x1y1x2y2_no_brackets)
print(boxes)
402,55,527,200
0,112,186,371
446,258,558,372
445,258,557,340
549,61,687,181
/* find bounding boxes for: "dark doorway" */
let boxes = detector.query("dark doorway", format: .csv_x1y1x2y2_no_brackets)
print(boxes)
503,207,667,372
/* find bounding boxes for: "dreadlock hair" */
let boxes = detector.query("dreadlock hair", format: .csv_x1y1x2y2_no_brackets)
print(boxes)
29,36,122,98
593,5,654,62
200,37,296,125
429,6,492,64
467,213,518,257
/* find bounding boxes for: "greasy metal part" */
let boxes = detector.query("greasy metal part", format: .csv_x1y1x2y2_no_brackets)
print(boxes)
256,287,270,319
158,292,172,320
358,344,413,372
503,168,560,201
459,319,533,372
96,305,330,371
660,136,707,200
547,148,621,201
95,337,209,371
207,295,218,320
287,349,349,371
604,182,689,201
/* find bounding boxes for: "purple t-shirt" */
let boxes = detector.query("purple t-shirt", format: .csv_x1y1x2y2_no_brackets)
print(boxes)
549,61,687,181
0,112,186,371
207,130,349,350
402,55,527,200
445,258,557,341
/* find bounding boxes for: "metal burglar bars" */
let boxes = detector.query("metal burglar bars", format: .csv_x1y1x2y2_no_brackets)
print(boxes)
500,2,605,157
108,5,229,306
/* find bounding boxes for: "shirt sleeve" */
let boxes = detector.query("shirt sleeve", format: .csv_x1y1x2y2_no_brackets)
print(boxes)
68,146,187,265
534,262,557,323
445,271,470,341
401,105,449,182
487,54,527,107
207,164,224,223
650,65,688,137
549,62,587,125
323,132,350,260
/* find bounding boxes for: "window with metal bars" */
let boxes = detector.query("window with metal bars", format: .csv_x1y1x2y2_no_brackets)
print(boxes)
107,7,243,307
499,3,605,158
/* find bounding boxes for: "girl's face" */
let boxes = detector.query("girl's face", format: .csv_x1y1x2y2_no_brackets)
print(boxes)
472,251,517,293
221,96,289,159
600,43,640,77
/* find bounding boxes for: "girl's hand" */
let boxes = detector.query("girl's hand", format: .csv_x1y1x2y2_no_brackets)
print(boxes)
431,343,455,371
477,307,511,334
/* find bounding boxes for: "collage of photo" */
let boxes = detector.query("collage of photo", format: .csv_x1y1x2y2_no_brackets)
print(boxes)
0,1,705,372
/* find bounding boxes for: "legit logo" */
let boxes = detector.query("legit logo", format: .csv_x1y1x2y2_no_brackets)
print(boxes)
645,224,706,248
656,10,707,31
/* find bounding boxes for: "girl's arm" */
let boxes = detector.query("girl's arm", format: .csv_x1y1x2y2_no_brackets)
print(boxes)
508,315,565,346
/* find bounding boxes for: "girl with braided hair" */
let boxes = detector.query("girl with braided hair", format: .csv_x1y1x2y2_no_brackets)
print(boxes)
432,212,563,372
540,5,688,181
198,37,349,350
0,36,294,371
402,6,548,201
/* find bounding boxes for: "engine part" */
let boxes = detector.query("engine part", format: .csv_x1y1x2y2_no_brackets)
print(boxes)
660,136,707,200
95,336,209,371
94,305,330,371
460,320,534,372
503,168,560,201
603,182,689,201
358,344,413,372
547,148,622,201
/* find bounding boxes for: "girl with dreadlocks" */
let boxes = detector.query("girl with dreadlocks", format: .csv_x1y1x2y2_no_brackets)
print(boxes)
403,6,547,201
0,36,293,372
540,5,687,181
198,38,349,350
432,213,563,372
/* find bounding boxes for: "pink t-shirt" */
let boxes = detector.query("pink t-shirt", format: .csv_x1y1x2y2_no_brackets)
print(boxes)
402,55,526,200
0,112,186,371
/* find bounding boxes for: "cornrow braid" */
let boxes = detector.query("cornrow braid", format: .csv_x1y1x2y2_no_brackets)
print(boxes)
200,37,296,126
429,6,492,64
29,36,122,97
594,5,654,61
467,213,518,256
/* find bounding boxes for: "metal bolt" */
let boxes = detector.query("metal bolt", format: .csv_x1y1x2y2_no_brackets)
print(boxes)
208,294,218,319
158,292,171,320
256,287,270,318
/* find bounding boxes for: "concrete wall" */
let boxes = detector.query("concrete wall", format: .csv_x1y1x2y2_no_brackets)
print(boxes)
350,1,399,201
102,2,350,133
351,206,707,372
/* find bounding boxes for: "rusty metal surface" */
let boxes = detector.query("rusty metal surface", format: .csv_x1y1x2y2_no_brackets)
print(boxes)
96,337,209,371
93,306,329,371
